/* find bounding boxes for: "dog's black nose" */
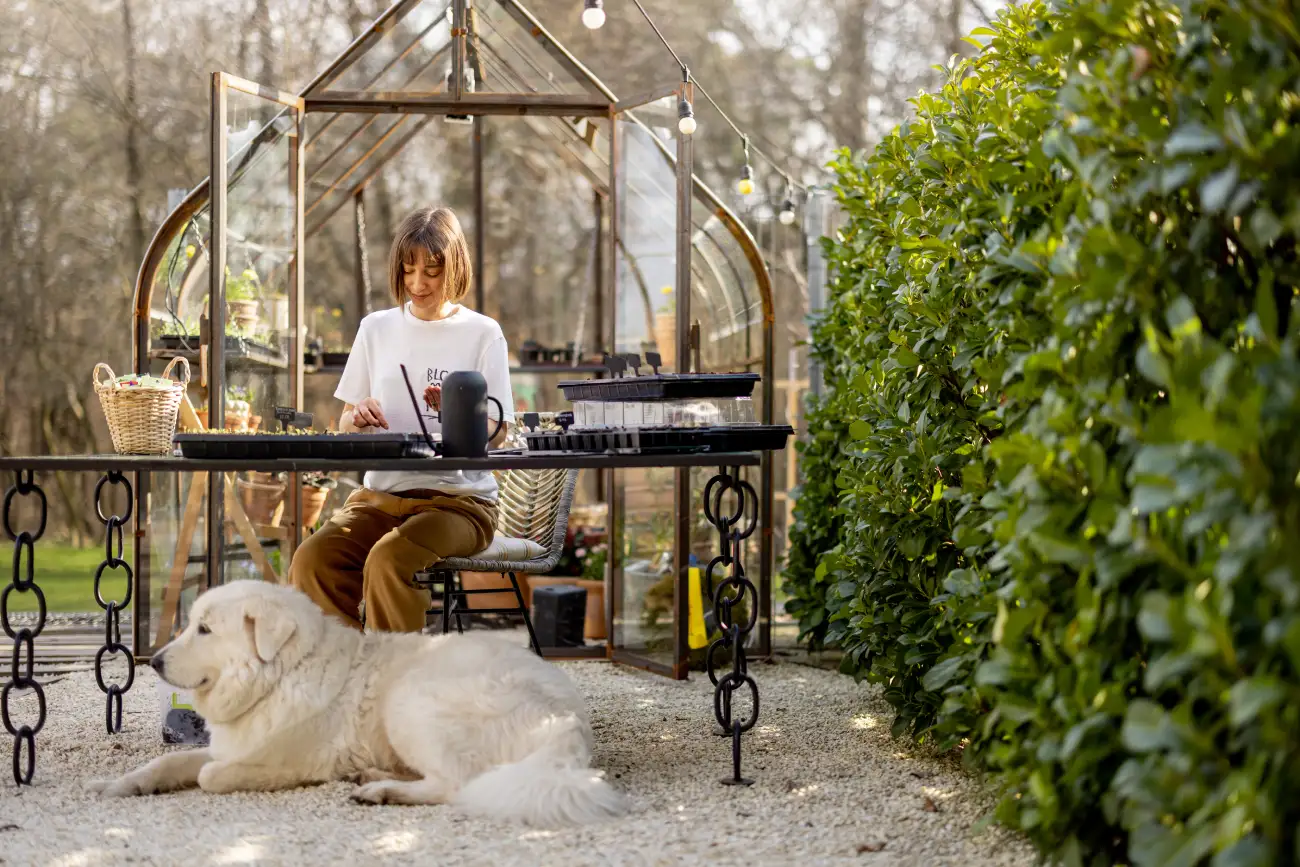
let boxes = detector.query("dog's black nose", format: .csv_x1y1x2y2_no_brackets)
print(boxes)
150,654,165,674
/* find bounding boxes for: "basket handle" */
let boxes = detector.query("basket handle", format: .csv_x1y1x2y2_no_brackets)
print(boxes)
162,356,191,386
93,363,117,390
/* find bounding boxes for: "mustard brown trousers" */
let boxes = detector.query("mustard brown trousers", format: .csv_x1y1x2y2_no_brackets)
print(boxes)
289,487,497,632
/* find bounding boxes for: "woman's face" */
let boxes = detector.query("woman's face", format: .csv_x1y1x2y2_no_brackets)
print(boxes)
402,247,447,315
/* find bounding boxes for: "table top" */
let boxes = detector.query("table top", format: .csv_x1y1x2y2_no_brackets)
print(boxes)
0,451,762,473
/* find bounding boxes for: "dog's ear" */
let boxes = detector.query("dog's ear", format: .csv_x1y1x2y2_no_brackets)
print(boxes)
243,607,296,664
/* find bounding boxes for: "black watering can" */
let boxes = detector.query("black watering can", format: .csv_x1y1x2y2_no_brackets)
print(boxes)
439,370,505,458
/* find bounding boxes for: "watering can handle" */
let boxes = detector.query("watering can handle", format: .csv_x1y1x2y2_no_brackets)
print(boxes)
486,396,505,443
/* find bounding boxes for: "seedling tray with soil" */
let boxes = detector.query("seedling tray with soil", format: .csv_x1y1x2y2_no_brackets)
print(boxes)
174,432,439,459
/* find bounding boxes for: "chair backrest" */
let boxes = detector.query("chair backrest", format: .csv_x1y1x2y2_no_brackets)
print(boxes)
492,468,579,564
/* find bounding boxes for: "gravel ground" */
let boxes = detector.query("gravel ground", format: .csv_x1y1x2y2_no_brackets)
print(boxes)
0,657,1035,867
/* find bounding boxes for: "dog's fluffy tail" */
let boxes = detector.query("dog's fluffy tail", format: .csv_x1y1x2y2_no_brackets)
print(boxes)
453,714,627,826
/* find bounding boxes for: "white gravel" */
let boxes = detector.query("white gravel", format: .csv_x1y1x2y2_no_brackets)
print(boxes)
0,657,1035,866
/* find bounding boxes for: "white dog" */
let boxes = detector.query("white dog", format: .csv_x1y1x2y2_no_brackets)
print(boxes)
87,580,626,826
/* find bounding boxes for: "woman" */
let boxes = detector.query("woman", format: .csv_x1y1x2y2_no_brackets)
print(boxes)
290,207,513,632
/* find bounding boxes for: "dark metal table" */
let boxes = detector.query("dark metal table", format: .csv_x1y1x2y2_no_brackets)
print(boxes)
0,451,764,788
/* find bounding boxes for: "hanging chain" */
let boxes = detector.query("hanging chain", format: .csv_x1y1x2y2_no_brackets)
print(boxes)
703,467,760,786
2,470,48,785
93,472,135,734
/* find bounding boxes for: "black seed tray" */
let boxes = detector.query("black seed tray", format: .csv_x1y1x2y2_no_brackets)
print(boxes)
556,373,760,402
523,425,792,454
174,433,438,459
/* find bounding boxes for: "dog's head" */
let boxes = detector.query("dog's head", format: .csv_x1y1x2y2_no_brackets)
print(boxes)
151,581,327,724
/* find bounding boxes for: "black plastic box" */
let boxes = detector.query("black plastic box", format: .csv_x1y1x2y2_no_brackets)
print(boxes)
532,584,586,648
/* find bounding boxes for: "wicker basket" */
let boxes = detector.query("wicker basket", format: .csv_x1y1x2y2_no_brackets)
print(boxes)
94,357,190,455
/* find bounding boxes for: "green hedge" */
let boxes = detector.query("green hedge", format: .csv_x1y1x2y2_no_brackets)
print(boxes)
786,0,1300,863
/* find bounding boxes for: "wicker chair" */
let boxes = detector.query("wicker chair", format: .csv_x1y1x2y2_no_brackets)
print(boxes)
415,467,579,656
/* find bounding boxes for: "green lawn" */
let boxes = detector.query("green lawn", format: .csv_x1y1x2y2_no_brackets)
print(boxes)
6,544,129,613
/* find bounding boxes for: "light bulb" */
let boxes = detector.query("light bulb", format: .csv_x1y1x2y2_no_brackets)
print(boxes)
738,164,754,196
677,98,696,135
582,0,605,28
778,200,796,225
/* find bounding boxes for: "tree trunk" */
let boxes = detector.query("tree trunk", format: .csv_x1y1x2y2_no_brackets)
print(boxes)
253,0,274,85
119,0,147,268
947,0,967,63
831,0,872,151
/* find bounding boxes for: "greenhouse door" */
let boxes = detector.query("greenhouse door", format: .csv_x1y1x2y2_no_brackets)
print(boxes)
206,73,306,588
607,81,696,678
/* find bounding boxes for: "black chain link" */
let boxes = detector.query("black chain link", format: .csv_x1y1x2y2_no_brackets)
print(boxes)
3,470,48,784
93,472,135,735
703,468,760,786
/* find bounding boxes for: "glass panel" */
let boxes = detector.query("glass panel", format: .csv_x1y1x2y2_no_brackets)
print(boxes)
481,119,603,364
221,87,296,427
471,1,598,95
149,204,211,354
317,2,453,94
142,471,210,654
608,105,684,671
305,114,437,238
612,466,676,665
691,206,761,371
212,83,301,590
613,117,678,367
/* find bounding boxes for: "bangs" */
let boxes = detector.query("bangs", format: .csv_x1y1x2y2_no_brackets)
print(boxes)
397,232,448,268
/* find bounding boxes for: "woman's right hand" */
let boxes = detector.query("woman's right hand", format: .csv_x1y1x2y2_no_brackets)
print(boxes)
351,397,388,430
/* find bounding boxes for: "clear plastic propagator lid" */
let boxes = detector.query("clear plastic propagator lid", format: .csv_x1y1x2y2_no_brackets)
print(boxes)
571,396,757,429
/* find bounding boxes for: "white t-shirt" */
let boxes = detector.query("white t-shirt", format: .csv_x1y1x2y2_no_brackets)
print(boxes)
334,303,515,501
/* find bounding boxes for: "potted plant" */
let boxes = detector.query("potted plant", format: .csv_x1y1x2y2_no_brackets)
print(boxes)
224,385,252,431
301,472,336,531
225,267,261,333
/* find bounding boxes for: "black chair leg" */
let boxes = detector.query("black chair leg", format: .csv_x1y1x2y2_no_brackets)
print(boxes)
439,571,452,635
509,572,542,657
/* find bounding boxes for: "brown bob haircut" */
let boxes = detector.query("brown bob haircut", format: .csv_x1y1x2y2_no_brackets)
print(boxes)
387,207,473,305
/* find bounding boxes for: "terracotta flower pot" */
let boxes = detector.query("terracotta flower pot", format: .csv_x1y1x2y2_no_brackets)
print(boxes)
458,571,520,610
301,484,330,530
653,311,676,369
238,472,285,527
228,299,260,333
526,576,606,641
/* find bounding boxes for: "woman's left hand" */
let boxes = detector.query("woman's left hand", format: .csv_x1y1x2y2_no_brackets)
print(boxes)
423,384,441,411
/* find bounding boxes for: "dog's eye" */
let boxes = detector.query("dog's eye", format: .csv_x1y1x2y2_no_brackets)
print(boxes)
197,623,210,635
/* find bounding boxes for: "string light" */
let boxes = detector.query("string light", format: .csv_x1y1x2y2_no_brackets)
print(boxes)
676,67,696,135
737,137,754,196
778,178,797,225
628,0,811,185
581,0,605,29
677,97,697,135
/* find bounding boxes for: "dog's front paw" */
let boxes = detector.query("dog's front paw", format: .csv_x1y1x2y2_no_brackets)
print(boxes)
86,776,153,797
351,780,400,806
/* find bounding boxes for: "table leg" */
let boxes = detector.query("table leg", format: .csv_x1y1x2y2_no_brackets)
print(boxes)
2,470,49,785
93,472,136,734
703,466,760,786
